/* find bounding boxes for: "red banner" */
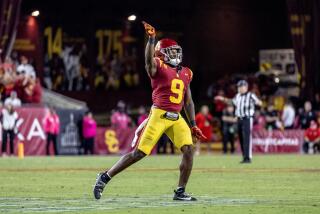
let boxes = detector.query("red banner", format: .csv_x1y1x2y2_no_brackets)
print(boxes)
0,107,47,156
252,130,304,153
94,127,136,155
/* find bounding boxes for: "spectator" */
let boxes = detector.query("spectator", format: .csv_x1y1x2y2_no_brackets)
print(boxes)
50,53,65,90
1,104,18,157
2,57,15,74
10,51,19,68
111,101,131,130
213,89,226,118
253,110,266,131
0,94,3,108
94,70,106,91
273,95,285,112
1,67,16,98
221,105,237,154
313,93,320,111
110,53,123,77
82,111,97,155
20,78,42,103
265,104,279,130
299,101,317,129
62,46,80,91
43,56,52,89
281,100,295,129
43,108,60,156
137,106,148,126
79,44,90,91
303,120,320,154
195,105,213,154
4,91,21,107
16,55,36,79
106,71,120,90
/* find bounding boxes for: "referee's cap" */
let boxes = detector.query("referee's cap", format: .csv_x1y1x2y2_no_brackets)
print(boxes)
237,80,248,87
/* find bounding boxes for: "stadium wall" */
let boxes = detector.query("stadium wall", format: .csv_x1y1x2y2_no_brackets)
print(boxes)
0,107,304,156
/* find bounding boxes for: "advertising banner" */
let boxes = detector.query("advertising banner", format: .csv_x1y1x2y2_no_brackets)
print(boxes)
0,107,306,156
94,127,136,155
0,107,47,155
252,129,304,153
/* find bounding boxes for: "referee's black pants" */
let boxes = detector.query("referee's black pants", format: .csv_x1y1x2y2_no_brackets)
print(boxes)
238,117,253,161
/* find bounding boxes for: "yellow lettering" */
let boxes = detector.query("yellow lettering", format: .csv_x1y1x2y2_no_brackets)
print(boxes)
170,79,184,104
105,130,119,153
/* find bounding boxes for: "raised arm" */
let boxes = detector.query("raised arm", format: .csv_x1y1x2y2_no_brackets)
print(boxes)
142,21,157,77
251,93,263,106
184,85,207,141
214,95,233,105
222,114,237,123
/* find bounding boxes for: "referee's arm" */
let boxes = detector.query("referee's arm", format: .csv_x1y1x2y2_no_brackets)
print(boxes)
214,95,233,105
251,93,263,106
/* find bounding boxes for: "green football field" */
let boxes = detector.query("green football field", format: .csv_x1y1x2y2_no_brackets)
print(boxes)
0,154,319,213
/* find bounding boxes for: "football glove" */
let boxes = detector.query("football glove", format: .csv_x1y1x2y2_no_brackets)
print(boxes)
191,126,207,141
142,21,156,37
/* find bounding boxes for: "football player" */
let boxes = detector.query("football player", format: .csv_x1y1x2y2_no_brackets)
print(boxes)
93,21,206,201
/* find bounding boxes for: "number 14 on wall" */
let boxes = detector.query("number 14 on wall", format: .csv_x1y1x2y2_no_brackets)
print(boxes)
44,27,62,59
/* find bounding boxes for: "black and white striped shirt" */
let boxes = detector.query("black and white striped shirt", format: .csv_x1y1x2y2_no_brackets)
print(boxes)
232,92,259,118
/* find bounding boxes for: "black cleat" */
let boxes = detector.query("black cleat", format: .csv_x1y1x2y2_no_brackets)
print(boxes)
93,173,108,199
240,159,252,164
173,189,197,201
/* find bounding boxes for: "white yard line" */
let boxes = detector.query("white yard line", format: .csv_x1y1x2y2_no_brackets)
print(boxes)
0,196,257,213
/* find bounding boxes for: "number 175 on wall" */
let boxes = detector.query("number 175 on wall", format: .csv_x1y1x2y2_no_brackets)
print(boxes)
95,29,123,63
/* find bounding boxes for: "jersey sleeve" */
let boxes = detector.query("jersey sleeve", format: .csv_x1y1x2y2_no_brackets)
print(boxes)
250,93,260,104
232,95,238,106
188,68,193,82
184,68,193,83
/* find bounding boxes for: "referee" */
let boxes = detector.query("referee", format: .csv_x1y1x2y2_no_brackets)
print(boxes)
215,80,262,163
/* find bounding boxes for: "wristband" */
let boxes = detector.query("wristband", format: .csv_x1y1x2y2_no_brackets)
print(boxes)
148,37,155,44
190,120,196,127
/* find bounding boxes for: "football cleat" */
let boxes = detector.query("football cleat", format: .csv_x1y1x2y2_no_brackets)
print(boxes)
240,158,252,164
93,173,107,199
173,189,197,201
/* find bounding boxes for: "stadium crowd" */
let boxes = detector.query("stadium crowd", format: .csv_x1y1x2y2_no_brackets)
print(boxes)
1,51,319,156
0,52,42,105
43,46,140,92
202,75,320,154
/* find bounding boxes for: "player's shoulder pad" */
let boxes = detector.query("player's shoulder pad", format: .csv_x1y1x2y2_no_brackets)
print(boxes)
185,67,193,81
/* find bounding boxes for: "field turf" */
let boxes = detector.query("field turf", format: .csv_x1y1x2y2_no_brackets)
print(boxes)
0,154,319,213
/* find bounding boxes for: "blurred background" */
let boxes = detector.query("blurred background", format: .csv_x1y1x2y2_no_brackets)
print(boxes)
0,0,320,156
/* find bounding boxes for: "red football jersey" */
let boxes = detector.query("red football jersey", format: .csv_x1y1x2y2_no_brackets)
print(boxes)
150,57,193,112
